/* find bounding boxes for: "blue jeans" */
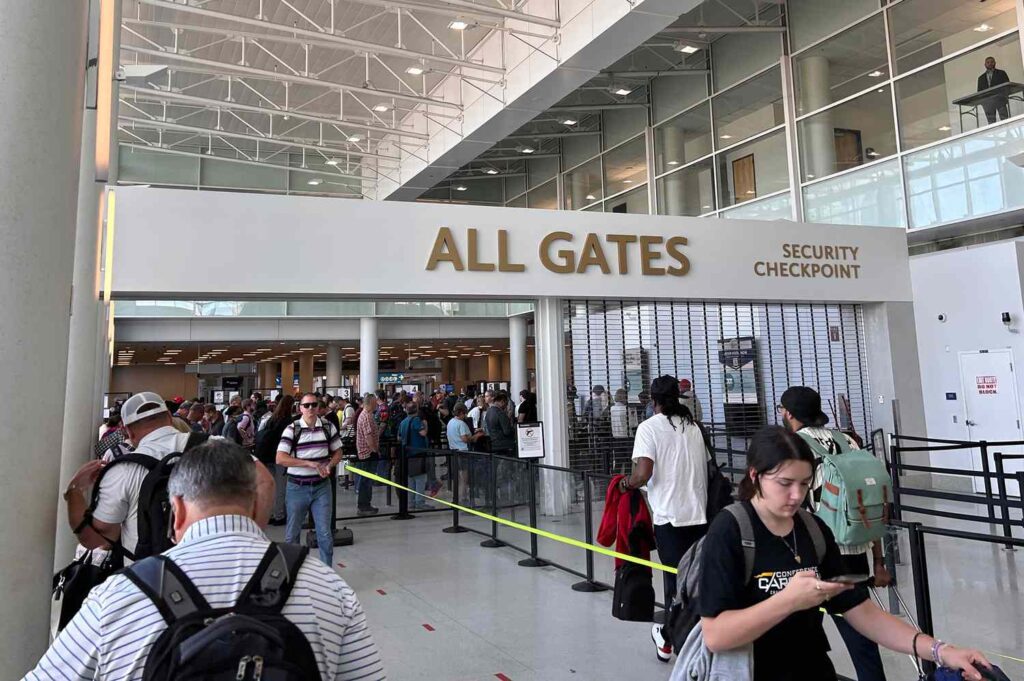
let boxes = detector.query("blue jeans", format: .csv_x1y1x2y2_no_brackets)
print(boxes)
354,457,376,510
285,479,334,566
409,473,428,509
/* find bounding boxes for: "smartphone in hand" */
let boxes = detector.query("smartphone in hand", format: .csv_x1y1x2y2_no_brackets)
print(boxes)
825,574,871,586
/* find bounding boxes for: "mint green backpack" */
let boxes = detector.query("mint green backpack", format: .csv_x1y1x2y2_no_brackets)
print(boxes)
798,430,892,547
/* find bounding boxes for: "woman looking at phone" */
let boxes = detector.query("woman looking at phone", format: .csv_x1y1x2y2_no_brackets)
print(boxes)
698,426,992,681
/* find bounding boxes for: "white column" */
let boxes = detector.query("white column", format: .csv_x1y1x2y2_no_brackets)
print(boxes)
360,317,378,395
534,298,570,516
798,55,836,181
509,315,528,401
1,1,88,674
55,104,105,571
326,343,342,389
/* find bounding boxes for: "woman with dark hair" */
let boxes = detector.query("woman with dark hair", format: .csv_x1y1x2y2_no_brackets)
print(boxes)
517,389,538,424
253,394,296,526
698,426,991,680
619,375,707,662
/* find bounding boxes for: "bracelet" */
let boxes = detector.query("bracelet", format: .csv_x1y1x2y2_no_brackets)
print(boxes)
931,639,946,665
911,632,923,661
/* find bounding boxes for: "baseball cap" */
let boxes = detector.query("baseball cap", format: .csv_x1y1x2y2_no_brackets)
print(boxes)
780,386,829,427
679,378,692,392
122,391,170,426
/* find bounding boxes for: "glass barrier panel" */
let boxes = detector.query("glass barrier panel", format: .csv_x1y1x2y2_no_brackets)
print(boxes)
656,159,715,217
720,191,793,221
889,0,1018,74
802,158,907,228
797,86,897,182
717,129,789,208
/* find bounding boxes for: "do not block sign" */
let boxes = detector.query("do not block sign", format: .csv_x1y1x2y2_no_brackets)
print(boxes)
976,375,998,395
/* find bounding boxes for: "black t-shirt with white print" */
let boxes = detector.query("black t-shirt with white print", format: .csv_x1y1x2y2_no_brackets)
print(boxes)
698,500,868,681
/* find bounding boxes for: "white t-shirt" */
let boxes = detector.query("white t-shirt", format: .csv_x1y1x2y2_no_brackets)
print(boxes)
91,425,194,558
468,406,484,430
631,415,709,527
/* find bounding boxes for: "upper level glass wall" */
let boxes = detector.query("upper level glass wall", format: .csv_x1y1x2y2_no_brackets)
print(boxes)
712,66,784,148
711,5,783,92
890,0,1018,74
654,102,712,175
788,0,880,52
116,301,528,318
603,136,648,197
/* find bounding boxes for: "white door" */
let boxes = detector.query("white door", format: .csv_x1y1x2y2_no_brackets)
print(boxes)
958,350,1023,497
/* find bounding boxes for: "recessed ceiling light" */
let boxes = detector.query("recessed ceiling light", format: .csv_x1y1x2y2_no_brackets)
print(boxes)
585,194,596,200
614,87,633,96
520,146,535,154
373,104,390,112
868,70,884,78
745,190,755,195
806,173,816,179
667,160,679,166
448,20,470,30
623,179,633,184
877,88,884,93
347,135,361,143
719,134,732,140
974,23,992,32
454,184,468,191
485,168,499,175
405,65,425,76
307,178,323,186
257,348,272,351
673,42,699,54
561,118,578,126
938,125,951,132
325,159,340,166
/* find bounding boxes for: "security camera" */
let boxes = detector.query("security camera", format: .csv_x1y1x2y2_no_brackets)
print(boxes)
1002,312,1012,325
937,313,947,322
114,67,126,82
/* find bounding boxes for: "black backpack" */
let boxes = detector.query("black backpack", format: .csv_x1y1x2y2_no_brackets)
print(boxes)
123,542,322,681
695,421,734,519
84,431,209,561
222,416,242,445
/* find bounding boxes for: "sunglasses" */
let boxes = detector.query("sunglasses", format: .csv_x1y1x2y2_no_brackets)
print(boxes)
300,403,318,409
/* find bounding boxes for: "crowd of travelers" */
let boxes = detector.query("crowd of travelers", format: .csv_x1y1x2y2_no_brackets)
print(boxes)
28,377,1000,681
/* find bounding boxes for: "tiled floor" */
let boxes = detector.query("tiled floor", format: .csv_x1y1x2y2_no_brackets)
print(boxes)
270,476,1023,681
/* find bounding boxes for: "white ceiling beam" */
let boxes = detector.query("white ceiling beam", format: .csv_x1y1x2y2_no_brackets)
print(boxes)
123,45,461,110
119,115,398,162
119,142,368,185
660,26,785,34
131,0,504,74
122,85,429,141
348,0,560,28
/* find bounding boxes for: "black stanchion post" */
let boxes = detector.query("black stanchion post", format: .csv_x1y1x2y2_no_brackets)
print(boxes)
890,434,904,523
979,441,995,523
907,522,935,674
994,453,1016,551
385,446,393,507
518,460,547,568
480,454,503,548
443,451,468,534
391,443,414,521
573,471,609,593
883,525,900,615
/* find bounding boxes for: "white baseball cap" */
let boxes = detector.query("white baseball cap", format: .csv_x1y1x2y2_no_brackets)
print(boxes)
121,391,170,426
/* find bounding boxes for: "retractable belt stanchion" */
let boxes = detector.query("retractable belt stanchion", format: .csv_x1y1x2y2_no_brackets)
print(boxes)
517,459,546,568
391,443,414,521
907,522,936,675
994,453,1017,551
572,471,609,592
480,454,503,548
443,451,468,534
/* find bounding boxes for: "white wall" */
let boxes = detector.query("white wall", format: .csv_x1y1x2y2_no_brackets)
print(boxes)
910,240,1024,481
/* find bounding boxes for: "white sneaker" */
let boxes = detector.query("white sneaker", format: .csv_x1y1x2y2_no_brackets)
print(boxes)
651,623,672,662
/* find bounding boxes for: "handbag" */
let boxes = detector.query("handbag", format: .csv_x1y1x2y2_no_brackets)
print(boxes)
52,548,121,632
612,562,655,622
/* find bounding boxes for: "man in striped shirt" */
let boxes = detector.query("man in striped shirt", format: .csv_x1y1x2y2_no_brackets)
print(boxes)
26,440,386,681
277,392,344,566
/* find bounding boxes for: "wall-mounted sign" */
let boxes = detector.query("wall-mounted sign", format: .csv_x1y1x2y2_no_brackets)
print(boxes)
976,375,998,395
946,392,957,401
516,422,545,459
379,372,405,385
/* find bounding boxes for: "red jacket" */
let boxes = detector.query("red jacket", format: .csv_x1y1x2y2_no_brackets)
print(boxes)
597,475,655,570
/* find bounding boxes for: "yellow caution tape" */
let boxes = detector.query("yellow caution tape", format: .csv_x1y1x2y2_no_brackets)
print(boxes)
344,462,678,574
344,464,1024,664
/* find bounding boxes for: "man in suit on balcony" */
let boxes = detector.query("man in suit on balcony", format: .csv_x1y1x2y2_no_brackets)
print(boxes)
977,56,1010,124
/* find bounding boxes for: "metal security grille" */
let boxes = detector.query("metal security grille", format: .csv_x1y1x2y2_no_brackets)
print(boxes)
564,300,872,473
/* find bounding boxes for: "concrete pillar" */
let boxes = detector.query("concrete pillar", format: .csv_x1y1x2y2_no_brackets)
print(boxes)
455,358,470,387
660,124,687,215
91,304,110,431
442,358,456,384
326,343,342,389
260,361,276,390
360,317,378,395
280,360,295,393
487,353,502,381
1,1,88,673
299,352,315,394
534,298,570,516
510,315,528,401
798,55,836,181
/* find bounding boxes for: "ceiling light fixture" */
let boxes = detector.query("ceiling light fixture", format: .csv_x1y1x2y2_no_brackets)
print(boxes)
454,184,468,191
613,87,633,96
485,168,499,175
448,20,470,30
405,65,425,76
868,70,884,78
974,23,992,32
673,41,700,54
307,178,323,186
325,159,340,166
667,160,680,166
561,118,578,126
585,194,596,201
938,125,952,132
347,135,361,143
373,104,390,113
520,146,535,154
719,134,733,140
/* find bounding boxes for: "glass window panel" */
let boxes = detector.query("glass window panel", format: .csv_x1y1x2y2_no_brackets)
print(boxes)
118,146,198,186
793,15,888,116
720,191,792,221
202,157,287,191
583,203,603,212
654,102,712,175
505,173,526,198
527,180,557,209
797,85,897,182
564,157,603,210
449,178,503,203
419,186,451,202
788,0,880,52
507,193,527,208
802,158,906,228
656,160,715,217
604,186,649,214
905,119,1024,229
889,0,1017,74
717,129,789,208
603,106,648,148
603,136,647,197
528,156,559,188
896,34,1024,150
287,302,374,316
652,57,709,124
713,67,784,147
562,133,601,169
713,29,782,93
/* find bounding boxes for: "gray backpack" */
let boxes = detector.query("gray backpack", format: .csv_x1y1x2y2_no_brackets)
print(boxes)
664,503,826,654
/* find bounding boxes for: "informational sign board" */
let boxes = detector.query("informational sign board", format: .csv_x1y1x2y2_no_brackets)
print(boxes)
269,389,281,402
213,390,225,406
337,387,352,400
401,384,419,394
977,375,998,395
516,422,545,459
380,372,405,385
